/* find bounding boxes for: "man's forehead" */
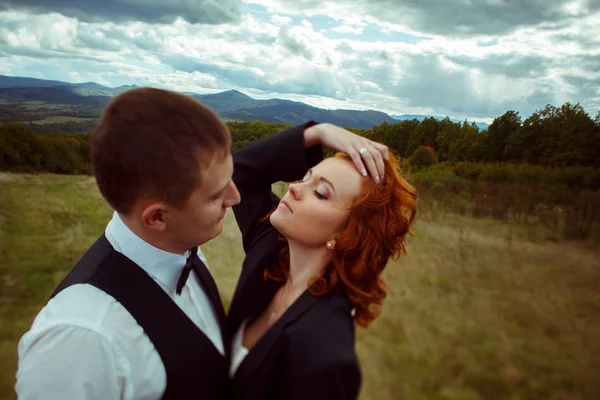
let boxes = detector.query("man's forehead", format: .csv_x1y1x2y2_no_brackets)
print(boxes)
199,153,233,189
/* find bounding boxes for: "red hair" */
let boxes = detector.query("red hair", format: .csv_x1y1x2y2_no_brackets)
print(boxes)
265,152,417,327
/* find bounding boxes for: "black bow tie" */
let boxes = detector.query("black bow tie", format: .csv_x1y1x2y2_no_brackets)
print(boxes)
176,246,199,295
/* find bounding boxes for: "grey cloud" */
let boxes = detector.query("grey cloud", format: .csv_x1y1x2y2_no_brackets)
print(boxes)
97,27,165,52
378,51,391,62
570,54,600,73
277,26,313,60
0,44,109,63
132,36,163,51
0,0,241,25
335,42,353,53
447,54,551,79
212,29,275,46
75,31,122,52
161,53,342,97
344,51,563,118
563,74,600,88
269,0,600,36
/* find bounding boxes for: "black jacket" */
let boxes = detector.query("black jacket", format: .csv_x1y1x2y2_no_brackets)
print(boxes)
228,122,362,400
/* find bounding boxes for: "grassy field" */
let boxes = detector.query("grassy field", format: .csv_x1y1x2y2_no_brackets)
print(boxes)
1,173,600,399
15,116,97,125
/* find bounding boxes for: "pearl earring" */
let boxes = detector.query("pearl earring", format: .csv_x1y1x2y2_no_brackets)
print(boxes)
326,241,335,250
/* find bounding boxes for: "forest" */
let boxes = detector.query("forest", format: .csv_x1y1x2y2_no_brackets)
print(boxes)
2,102,599,240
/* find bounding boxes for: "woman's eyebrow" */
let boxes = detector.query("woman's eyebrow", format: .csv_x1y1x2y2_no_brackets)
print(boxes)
308,169,337,196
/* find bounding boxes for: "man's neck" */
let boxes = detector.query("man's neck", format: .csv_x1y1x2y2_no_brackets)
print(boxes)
118,213,188,255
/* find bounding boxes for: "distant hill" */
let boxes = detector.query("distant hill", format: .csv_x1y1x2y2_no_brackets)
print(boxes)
0,75,398,129
0,74,488,130
392,114,489,131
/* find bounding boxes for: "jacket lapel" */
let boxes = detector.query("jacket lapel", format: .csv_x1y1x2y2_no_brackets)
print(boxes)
233,289,320,383
192,257,230,357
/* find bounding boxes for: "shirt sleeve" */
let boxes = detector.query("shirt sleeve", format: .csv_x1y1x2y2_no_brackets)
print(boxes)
16,323,127,400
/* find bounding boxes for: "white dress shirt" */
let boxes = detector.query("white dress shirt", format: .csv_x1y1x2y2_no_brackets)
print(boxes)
16,212,224,400
229,320,249,377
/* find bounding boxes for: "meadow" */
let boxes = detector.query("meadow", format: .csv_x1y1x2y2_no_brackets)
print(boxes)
1,173,599,399
15,116,97,125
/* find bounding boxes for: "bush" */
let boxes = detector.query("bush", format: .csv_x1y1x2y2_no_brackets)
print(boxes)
0,124,91,174
410,146,438,169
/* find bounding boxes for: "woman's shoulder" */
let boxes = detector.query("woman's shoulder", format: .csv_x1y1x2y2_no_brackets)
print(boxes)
283,292,357,365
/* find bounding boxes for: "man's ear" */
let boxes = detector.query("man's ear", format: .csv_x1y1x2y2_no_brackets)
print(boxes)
141,202,168,233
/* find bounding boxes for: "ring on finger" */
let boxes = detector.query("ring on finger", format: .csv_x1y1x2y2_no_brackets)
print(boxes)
358,147,368,155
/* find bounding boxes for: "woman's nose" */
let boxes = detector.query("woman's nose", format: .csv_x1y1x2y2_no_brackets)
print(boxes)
289,183,301,200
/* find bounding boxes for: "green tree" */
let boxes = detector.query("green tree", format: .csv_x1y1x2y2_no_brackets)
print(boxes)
543,103,599,167
487,111,521,162
435,117,461,161
505,103,598,167
391,119,419,157
409,145,438,169
469,129,490,161
406,117,439,156
449,121,479,162
505,111,544,163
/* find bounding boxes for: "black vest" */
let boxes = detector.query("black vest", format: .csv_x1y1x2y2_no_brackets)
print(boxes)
51,235,231,399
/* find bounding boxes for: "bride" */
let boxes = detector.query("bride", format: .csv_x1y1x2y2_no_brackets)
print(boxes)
227,122,417,400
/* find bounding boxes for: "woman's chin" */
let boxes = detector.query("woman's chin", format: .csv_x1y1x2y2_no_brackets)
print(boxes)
269,211,287,232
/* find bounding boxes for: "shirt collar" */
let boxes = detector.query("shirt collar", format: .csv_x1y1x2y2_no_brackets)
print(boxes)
105,211,191,294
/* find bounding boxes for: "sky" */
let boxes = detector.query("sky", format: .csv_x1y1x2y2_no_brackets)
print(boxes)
0,0,599,123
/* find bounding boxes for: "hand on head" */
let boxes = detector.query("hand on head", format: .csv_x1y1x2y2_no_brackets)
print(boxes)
305,123,389,183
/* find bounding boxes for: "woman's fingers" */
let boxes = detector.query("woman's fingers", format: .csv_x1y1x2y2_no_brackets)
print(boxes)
348,147,368,178
358,143,380,183
355,142,384,183
314,123,388,183
369,141,389,161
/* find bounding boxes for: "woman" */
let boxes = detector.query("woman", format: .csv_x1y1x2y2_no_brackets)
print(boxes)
227,121,417,399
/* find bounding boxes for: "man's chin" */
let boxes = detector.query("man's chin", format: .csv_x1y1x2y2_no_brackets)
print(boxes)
210,221,224,239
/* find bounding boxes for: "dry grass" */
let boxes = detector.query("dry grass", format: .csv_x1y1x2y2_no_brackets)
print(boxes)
1,174,600,400
14,116,97,125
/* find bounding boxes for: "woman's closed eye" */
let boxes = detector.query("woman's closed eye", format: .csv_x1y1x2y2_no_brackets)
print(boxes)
314,185,329,200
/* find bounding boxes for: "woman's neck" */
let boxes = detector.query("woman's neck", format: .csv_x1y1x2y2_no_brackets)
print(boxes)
285,240,332,294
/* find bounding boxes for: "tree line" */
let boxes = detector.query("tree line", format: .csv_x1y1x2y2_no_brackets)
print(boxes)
2,101,599,175
364,103,600,168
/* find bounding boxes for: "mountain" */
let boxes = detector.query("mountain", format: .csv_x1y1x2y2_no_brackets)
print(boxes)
0,75,74,88
193,90,260,113
0,74,482,130
393,114,489,131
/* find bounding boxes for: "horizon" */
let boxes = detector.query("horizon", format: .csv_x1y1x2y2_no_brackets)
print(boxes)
1,1,599,124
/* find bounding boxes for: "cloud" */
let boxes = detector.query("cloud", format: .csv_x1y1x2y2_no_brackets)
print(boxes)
332,23,365,35
0,1,599,122
248,0,600,36
0,0,242,24
277,25,313,59
446,53,552,79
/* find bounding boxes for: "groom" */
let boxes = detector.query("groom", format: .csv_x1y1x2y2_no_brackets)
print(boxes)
16,88,242,399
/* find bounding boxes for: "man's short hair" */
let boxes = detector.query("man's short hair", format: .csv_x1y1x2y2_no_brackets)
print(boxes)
92,87,231,214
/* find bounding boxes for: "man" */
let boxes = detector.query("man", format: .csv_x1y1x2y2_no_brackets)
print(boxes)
16,88,241,399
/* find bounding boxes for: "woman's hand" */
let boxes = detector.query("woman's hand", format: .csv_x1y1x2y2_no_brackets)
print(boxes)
305,123,389,183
